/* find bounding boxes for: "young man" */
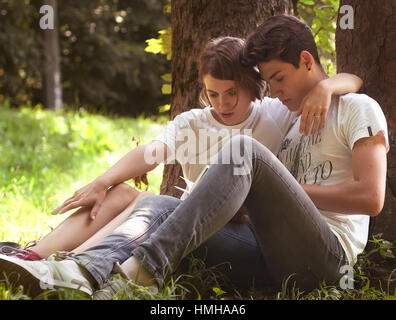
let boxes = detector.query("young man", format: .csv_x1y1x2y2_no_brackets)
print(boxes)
0,16,388,296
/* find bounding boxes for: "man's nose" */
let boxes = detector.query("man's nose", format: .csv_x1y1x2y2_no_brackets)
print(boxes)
270,85,281,99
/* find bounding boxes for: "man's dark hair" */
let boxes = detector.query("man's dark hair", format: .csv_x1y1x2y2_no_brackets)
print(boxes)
243,14,322,69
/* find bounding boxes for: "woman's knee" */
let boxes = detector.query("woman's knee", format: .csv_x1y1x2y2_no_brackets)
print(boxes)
108,183,141,203
223,134,268,162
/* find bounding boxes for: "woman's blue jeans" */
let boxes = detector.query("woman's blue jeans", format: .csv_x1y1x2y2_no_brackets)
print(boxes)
70,135,347,290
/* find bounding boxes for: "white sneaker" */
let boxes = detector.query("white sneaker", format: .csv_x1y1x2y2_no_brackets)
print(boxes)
93,261,158,300
0,254,93,298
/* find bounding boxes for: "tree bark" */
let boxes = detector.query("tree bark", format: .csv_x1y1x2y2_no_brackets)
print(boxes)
336,0,396,243
161,0,290,197
43,0,62,110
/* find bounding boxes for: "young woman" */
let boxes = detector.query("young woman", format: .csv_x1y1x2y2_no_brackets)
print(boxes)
0,35,363,295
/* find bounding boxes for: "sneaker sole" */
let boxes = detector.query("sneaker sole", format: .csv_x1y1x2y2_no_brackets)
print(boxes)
0,254,92,298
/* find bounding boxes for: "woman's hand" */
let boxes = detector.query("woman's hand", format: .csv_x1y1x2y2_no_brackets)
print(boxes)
51,178,109,220
297,80,331,136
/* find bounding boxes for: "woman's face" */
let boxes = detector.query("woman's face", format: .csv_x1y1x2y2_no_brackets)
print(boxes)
203,74,254,126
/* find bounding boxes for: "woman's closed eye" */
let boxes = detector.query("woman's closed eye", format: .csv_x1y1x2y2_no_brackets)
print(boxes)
226,89,237,96
207,92,218,98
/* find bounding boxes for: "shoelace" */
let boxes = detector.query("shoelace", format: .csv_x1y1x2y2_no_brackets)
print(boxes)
0,240,37,256
47,250,75,261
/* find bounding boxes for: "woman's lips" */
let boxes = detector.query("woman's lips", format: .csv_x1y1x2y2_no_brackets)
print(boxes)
221,113,234,118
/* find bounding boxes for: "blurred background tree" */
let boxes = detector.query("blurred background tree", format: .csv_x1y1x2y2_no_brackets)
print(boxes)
0,0,339,117
0,0,170,116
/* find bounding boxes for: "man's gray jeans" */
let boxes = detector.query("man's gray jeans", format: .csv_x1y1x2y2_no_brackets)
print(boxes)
70,135,347,290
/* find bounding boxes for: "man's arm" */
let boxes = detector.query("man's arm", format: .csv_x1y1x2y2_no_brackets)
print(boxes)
301,132,387,216
299,73,363,135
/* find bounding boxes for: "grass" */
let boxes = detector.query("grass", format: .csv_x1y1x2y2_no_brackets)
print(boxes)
0,102,166,243
0,101,396,300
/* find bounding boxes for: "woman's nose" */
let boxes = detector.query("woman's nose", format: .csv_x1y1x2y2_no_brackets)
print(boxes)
219,96,230,109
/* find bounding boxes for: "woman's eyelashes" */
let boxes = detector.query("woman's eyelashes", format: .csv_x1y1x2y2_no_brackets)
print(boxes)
207,89,237,98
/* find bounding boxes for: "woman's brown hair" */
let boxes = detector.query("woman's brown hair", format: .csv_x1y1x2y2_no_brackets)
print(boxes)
198,36,265,105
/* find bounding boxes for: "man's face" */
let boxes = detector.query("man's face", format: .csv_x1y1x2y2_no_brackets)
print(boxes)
258,58,311,112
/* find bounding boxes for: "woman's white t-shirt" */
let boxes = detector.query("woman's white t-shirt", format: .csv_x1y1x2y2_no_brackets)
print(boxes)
153,97,295,190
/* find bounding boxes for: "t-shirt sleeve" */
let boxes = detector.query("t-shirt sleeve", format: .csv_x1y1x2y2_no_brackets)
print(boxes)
263,97,297,136
340,94,389,152
152,114,183,164
152,110,202,164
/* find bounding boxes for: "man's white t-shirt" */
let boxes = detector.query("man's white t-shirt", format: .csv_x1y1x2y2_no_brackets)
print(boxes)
277,93,389,265
153,97,295,194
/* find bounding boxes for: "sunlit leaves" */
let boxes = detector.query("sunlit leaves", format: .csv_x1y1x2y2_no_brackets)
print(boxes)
297,0,339,76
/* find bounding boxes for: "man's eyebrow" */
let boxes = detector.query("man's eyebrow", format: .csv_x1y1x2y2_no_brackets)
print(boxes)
268,70,281,81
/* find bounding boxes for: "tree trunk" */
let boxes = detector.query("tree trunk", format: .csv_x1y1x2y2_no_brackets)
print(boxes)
336,0,396,244
160,0,290,197
43,0,62,110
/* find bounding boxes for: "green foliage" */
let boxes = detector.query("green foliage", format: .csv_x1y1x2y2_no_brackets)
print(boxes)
0,0,170,116
145,27,172,61
0,101,165,243
296,0,339,76
144,0,172,112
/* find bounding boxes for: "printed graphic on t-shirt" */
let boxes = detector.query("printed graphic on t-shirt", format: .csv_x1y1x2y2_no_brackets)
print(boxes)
278,131,333,185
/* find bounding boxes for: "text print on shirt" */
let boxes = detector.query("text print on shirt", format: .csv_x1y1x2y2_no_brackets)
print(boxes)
278,130,333,185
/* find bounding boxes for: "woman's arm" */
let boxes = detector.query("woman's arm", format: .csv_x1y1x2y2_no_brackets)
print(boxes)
53,140,169,218
301,132,387,216
96,141,167,187
299,73,363,135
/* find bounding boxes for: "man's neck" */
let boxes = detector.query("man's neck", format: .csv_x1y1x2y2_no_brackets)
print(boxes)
308,67,329,90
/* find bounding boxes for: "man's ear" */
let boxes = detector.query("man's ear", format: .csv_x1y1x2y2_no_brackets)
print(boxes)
299,50,314,71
